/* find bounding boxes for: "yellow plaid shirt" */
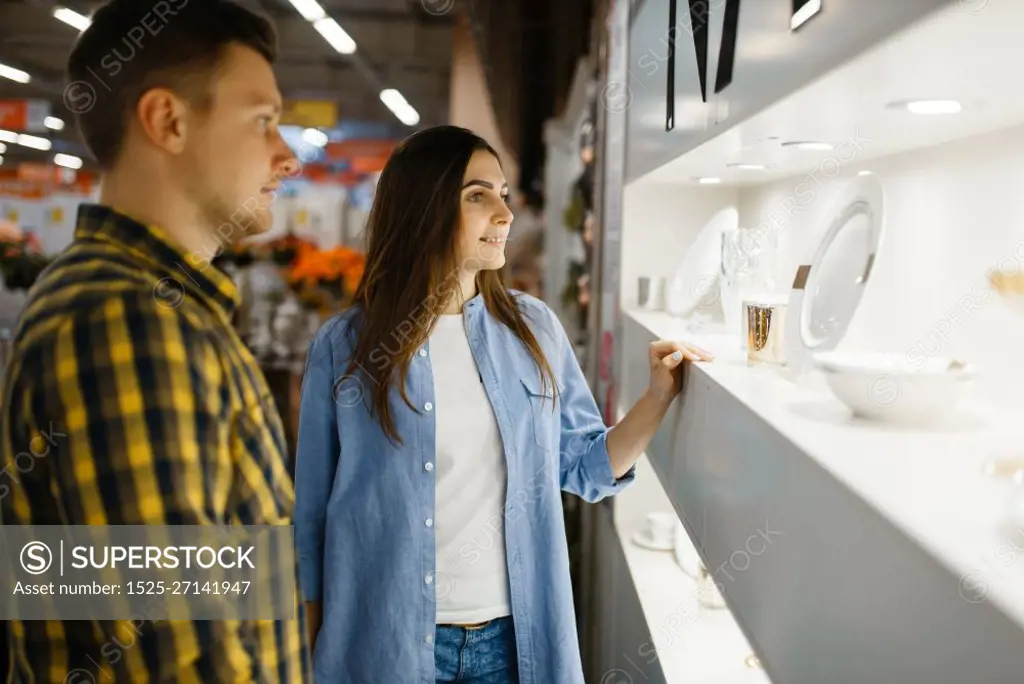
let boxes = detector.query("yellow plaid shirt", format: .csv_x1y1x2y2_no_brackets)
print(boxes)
1,204,309,683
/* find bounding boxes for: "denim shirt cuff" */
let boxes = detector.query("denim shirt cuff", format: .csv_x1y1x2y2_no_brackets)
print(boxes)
587,429,637,491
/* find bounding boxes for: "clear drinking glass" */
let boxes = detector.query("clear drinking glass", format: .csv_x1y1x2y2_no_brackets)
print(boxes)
720,228,778,341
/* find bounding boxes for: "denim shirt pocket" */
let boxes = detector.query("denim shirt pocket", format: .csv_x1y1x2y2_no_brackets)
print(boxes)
519,374,559,452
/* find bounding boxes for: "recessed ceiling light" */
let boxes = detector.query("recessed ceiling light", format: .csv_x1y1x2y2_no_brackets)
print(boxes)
857,170,873,176
727,163,768,170
791,0,822,31
781,141,833,151
44,116,65,131
902,99,962,115
696,177,722,184
0,142,6,154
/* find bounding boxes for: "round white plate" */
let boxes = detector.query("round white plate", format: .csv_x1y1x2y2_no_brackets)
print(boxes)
666,206,739,317
784,173,885,373
630,529,675,552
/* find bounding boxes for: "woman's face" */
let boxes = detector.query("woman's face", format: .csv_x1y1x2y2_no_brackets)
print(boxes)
456,149,514,271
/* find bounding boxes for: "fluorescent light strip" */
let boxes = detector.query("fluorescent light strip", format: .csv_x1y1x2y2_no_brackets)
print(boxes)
0,142,6,154
18,134,52,151
314,18,357,54
53,6,92,31
379,89,420,126
55,153,83,169
791,0,822,30
0,130,18,144
288,0,326,21
0,63,30,84
44,117,65,131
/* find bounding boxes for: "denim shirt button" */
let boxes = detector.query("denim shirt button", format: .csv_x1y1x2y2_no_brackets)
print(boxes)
424,461,434,472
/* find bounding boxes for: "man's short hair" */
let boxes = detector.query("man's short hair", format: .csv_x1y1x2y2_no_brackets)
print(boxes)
66,0,278,169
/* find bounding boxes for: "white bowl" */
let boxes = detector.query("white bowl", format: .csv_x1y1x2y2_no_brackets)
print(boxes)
812,351,974,424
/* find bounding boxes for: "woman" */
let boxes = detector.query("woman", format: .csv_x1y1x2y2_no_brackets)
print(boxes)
294,125,713,684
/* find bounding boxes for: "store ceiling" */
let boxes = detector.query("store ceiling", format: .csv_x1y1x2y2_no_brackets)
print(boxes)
0,0,454,168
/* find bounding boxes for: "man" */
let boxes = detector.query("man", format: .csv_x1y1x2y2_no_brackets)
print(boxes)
1,1,308,681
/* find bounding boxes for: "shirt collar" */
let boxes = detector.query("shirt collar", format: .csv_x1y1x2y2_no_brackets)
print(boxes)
74,203,240,315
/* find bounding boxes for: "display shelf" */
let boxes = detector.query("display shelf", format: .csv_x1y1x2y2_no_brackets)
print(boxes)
613,454,772,684
619,308,1024,683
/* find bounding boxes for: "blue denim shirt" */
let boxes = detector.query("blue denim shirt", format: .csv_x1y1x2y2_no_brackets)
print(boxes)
294,291,635,684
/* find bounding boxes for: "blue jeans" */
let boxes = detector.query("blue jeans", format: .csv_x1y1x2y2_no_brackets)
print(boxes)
434,617,519,683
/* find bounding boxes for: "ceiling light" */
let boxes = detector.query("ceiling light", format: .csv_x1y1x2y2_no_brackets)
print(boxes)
0,142,6,154
53,6,91,31
791,0,822,31
904,99,962,115
288,0,326,21
54,153,83,169
781,141,833,151
313,17,357,54
727,163,768,170
0,63,30,84
380,89,420,126
44,116,65,131
696,177,722,184
17,134,52,151
857,170,873,176
0,130,16,144
301,128,328,148
0,155,4,166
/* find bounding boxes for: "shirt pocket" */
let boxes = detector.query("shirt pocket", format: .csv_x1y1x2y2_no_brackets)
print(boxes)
519,374,558,452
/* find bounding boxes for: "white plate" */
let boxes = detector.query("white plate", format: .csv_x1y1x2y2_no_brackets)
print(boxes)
666,206,739,317
630,529,675,552
784,173,885,373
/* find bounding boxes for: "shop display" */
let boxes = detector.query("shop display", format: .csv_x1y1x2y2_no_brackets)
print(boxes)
666,206,738,317
812,351,974,423
783,173,886,374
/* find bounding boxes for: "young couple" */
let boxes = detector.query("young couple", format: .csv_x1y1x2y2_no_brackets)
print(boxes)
1,1,712,682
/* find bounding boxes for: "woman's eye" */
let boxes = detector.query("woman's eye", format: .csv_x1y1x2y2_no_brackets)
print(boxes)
467,192,483,202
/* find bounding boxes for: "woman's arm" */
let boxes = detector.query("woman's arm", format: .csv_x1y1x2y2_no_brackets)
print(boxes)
549,301,712,501
606,340,713,478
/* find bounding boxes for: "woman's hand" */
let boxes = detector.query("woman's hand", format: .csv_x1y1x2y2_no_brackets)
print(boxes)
647,339,714,404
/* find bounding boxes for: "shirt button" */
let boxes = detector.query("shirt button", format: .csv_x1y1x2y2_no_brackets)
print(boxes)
425,634,434,644
425,574,433,585
425,518,433,527
418,349,427,357
424,402,433,412
424,462,434,472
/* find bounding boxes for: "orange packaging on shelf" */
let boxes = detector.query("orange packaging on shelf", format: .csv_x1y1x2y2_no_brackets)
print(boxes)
324,139,397,161
0,99,51,132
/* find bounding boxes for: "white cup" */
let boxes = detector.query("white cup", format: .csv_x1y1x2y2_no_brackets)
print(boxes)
647,512,676,547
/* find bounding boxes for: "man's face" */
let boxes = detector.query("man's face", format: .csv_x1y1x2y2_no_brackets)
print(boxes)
179,43,297,242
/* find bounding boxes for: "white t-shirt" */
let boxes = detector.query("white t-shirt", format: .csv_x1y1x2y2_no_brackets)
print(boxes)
429,313,512,624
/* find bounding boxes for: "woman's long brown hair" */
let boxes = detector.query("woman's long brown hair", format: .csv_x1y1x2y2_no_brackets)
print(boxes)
344,125,558,444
